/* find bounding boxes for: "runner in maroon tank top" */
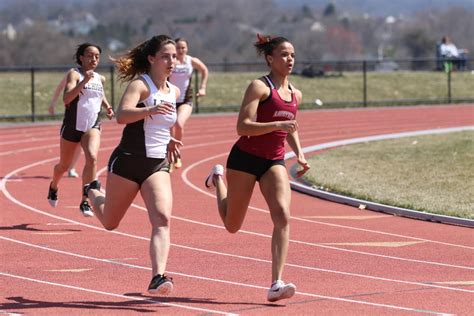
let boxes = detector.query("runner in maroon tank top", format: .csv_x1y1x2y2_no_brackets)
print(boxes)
205,34,310,302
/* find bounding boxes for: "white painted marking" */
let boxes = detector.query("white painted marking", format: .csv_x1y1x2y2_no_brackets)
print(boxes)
0,272,234,315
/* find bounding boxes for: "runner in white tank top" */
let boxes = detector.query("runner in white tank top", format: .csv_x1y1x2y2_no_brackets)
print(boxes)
84,35,181,296
167,38,209,169
48,43,114,218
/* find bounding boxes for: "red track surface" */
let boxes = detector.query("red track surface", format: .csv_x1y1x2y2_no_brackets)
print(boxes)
1,105,473,315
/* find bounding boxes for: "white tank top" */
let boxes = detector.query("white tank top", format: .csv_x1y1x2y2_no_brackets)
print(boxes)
169,55,193,103
140,74,177,158
75,69,104,132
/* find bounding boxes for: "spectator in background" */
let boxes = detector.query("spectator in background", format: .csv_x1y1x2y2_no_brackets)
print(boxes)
440,36,469,71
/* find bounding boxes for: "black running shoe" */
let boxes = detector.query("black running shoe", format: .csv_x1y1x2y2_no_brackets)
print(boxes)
83,180,101,197
79,200,94,217
148,274,173,295
47,183,58,207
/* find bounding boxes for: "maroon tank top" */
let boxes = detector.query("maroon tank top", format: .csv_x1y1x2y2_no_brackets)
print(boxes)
235,75,298,160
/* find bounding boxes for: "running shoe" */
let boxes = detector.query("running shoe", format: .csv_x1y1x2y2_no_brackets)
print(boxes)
148,274,173,295
267,280,296,302
47,183,58,207
83,180,101,197
68,168,79,178
79,200,94,217
204,164,224,189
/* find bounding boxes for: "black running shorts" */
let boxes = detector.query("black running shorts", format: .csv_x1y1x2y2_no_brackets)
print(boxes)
108,147,170,186
60,121,101,143
226,144,285,181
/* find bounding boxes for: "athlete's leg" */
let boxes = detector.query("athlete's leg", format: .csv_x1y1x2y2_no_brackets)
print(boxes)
81,128,101,192
87,172,139,230
215,169,256,233
258,165,292,282
173,103,193,142
51,137,80,190
68,146,82,177
140,171,173,277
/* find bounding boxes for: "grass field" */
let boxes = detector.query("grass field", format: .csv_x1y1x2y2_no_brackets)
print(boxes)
301,131,474,219
1,70,473,117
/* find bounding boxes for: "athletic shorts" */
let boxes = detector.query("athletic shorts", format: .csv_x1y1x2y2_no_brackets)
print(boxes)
108,147,170,186
177,83,193,108
60,120,101,143
176,101,193,109
226,144,285,181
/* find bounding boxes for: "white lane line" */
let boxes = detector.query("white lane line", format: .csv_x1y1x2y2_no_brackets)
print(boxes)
3,126,471,251
181,151,474,251
0,134,472,287
300,215,391,220
45,269,92,272
2,230,474,295
1,155,473,287
0,272,234,315
0,238,456,315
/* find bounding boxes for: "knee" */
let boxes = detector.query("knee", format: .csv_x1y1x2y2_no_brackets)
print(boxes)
271,208,290,229
103,222,119,231
224,222,242,234
154,212,171,228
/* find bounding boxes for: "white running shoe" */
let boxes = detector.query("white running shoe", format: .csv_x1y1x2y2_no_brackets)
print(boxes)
204,164,224,189
267,280,296,302
79,200,94,217
68,168,79,178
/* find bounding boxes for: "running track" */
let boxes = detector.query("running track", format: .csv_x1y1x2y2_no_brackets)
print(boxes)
1,105,473,315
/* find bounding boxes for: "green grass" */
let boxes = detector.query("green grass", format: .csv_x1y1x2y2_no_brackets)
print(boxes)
1,70,473,118
301,131,474,219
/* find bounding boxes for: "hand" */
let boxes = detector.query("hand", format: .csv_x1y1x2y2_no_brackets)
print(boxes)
83,70,94,83
148,101,175,117
48,104,55,115
106,107,114,120
279,120,298,133
196,88,206,97
295,158,310,178
167,137,183,163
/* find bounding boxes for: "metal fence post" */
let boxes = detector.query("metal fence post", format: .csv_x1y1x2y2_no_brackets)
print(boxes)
31,67,35,122
447,67,452,104
363,60,367,107
194,69,199,113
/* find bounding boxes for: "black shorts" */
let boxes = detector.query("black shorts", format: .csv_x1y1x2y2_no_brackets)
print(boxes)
226,144,285,181
108,147,171,186
60,121,101,143
176,101,193,109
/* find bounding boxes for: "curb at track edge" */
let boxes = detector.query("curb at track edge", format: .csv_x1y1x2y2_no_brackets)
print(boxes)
286,126,474,228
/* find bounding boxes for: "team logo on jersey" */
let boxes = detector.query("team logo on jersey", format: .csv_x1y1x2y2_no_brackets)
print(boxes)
273,110,295,120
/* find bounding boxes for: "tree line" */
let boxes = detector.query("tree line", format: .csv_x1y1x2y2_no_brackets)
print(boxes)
0,0,473,66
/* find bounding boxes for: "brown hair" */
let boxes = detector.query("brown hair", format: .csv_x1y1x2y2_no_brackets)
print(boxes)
112,35,175,82
174,37,188,45
254,33,290,57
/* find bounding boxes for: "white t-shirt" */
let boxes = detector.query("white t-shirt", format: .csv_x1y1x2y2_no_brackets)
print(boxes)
440,43,459,58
